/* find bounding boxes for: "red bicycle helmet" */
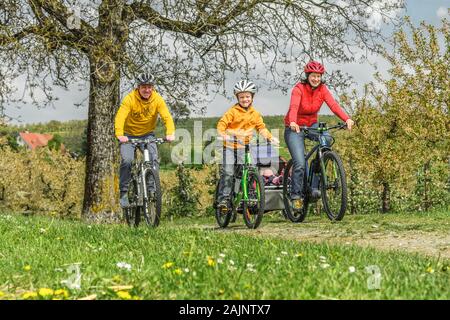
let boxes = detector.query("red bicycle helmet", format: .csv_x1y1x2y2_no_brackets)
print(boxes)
304,61,325,74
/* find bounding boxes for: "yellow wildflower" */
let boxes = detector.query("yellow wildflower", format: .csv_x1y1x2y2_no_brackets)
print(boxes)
173,268,183,275
295,252,304,258
23,265,31,271
207,256,215,267
426,267,434,274
218,289,225,295
22,291,38,299
38,288,54,297
0,291,5,297
54,289,69,298
112,275,122,282
162,262,174,269
116,291,132,300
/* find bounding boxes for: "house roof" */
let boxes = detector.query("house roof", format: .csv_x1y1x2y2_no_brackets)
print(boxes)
19,132,54,150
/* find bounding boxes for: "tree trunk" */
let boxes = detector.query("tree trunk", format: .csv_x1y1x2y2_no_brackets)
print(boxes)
82,57,121,222
381,181,390,213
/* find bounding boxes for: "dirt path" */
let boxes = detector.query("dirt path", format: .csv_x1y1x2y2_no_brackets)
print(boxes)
193,217,450,259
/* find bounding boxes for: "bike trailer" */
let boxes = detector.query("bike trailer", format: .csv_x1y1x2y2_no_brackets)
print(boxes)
251,143,286,213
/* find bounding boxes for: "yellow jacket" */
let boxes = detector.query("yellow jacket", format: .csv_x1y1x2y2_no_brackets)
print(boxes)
115,89,175,137
217,104,273,149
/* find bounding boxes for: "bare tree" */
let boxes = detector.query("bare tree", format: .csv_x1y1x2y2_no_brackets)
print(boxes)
0,0,404,221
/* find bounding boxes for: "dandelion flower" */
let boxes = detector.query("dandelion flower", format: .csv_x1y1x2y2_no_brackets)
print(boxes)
162,262,174,269
174,268,183,275
23,265,31,272
116,291,132,300
22,291,38,299
0,291,5,297
207,256,216,267
38,288,54,297
54,289,69,298
295,253,303,258
426,267,434,274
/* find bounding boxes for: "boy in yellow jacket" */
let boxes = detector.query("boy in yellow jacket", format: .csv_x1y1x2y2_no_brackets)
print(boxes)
115,72,175,207
216,80,279,211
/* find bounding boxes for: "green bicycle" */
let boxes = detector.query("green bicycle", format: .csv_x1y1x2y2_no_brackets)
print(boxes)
283,122,348,222
213,138,265,229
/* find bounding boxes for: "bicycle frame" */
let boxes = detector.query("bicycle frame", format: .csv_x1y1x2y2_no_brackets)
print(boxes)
302,123,345,198
127,137,164,207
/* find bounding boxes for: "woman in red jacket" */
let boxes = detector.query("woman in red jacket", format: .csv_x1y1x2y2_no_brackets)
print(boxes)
284,61,354,209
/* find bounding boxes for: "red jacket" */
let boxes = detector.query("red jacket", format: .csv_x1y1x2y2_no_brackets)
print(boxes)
284,82,349,127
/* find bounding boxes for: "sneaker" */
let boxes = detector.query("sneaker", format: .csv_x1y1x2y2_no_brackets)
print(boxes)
217,199,229,213
120,193,130,208
291,198,303,210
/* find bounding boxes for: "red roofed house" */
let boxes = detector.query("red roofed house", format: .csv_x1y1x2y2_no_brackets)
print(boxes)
17,132,56,150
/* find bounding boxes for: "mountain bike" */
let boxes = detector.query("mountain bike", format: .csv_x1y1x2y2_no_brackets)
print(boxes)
213,138,265,229
283,122,348,222
122,137,165,227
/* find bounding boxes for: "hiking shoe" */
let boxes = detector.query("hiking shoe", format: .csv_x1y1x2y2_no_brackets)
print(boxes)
120,193,130,208
292,198,303,210
217,199,229,213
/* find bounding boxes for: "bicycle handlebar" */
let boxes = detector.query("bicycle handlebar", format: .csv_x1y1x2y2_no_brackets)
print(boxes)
217,136,275,147
122,137,166,145
299,122,347,132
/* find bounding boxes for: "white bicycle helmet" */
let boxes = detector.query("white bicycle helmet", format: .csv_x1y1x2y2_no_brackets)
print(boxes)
136,72,155,86
233,80,257,96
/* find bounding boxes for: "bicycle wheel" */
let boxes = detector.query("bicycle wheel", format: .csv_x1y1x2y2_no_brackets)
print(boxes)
214,181,233,228
143,168,162,227
242,170,265,229
320,151,347,221
282,159,309,223
124,179,141,227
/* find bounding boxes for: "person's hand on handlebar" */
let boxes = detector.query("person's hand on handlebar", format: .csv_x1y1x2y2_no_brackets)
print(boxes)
118,136,129,143
289,122,300,133
165,134,175,142
346,119,354,131
270,136,280,145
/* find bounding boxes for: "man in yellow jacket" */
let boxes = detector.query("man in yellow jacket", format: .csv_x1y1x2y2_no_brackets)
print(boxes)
216,80,279,211
115,72,175,207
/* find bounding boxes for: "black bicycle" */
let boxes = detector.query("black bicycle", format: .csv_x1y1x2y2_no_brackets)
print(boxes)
122,137,165,227
283,122,348,222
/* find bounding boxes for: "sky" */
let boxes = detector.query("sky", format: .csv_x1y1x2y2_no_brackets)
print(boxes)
4,0,449,125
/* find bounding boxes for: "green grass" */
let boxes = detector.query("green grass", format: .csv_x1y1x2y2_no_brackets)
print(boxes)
0,213,448,300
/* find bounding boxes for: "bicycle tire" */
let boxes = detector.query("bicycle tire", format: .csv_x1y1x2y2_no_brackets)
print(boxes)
214,181,233,228
320,151,347,221
242,170,265,229
282,159,309,223
143,168,162,227
124,179,141,227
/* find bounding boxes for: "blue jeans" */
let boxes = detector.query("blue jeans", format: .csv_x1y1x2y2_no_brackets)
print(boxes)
284,123,331,198
119,132,159,193
217,147,245,202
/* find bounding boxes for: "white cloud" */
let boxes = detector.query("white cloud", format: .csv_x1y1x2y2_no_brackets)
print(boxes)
436,7,448,18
